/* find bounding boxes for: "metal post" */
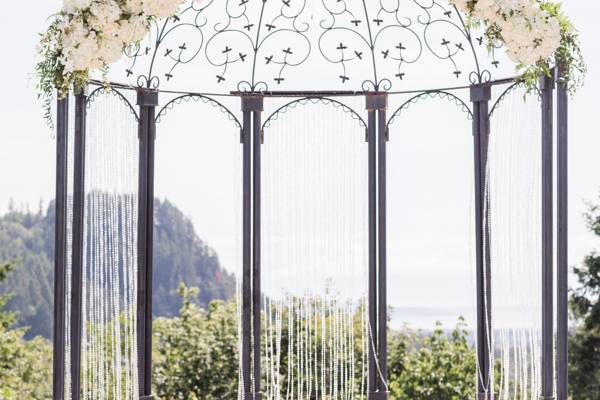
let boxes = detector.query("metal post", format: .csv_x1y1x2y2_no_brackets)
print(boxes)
70,89,87,400
53,94,69,400
541,73,555,400
482,94,492,400
241,100,252,400
366,93,389,400
377,96,389,399
366,99,377,398
241,95,263,400
471,84,492,400
252,96,264,400
136,89,159,400
556,64,569,400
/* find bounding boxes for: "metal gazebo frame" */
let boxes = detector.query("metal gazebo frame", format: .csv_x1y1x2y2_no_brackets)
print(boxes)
52,1,571,399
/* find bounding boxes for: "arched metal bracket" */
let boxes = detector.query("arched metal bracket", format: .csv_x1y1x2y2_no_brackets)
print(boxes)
386,90,473,132
86,86,140,122
488,80,525,118
155,93,242,129
262,96,367,134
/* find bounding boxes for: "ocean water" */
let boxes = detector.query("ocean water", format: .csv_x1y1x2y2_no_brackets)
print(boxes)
390,307,475,331
391,306,545,331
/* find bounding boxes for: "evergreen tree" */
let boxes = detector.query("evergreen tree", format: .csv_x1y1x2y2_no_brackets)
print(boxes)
0,261,52,399
388,319,476,400
0,199,236,338
569,199,600,399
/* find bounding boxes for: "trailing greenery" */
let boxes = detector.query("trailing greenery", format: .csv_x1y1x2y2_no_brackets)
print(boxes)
522,1,586,94
35,16,88,129
460,0,585,94
36,0,185,128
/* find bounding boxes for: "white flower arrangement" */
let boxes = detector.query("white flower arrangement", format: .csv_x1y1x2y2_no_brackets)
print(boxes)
449,0,585,92
36,0,186,126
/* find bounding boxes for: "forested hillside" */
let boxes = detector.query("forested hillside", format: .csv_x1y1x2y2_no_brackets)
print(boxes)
0,198,236,338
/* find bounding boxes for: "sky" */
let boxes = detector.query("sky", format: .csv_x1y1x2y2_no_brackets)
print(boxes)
0,0,599,329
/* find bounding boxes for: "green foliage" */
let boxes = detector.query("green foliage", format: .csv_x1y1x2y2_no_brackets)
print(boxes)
538,1,587,93
152,199,236,316
0,266,479,399
0,261,52,400
0,200,480,398
0,262,17,330
0,205,55,339
463,0,585,94
513,2,586,95
153,283,240,400
388,318,476,400
0,199,236,339
35,16,88,129
569,198,600,399
153,287,476,400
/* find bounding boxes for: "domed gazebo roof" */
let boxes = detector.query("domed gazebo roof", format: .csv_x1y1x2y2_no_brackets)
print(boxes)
116,0,511,93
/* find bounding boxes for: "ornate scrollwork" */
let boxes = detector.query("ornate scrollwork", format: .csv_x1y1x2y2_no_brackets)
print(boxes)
125,0,210,88
121,0,504,92
319,0,424,91
204,0,310,91
318,0,501,90
125,0,312,91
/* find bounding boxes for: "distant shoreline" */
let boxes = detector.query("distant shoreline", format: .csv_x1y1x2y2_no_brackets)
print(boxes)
390,306,545,330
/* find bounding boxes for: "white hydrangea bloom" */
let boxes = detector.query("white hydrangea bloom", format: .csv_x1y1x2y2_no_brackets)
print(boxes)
464,0,562,66
124,0,145,15
473,0,501,23
63,0,92,14
142,0,185,18
57,0,191,75
63,32,101,72
496,6,561,65
118,16,150,43
61,16,89,49
89,0,122,32
97,36,125,64
503,0,531,12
